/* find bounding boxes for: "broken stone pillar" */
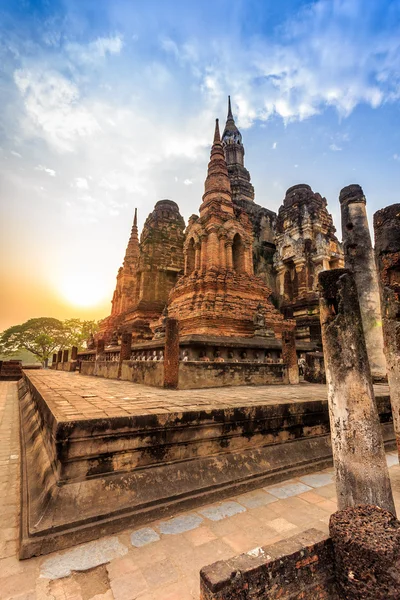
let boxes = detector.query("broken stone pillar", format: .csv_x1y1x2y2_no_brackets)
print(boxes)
118,332,132,378
281,329,299,384
319,268,395,514
164,318,179,389
330,505,400,599
374,204,400,457
71,346,78,361
340,185,386,380
62,349,69,363
96,339,105,359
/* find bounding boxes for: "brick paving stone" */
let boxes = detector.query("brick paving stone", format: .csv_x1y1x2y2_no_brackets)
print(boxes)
183,526,217,547
268,517,298,534
109,570,148,600
141,558,179,588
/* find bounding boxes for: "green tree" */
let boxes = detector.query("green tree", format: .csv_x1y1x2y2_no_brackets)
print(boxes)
61,319,99,350
0,317,65,367
0,317,100,367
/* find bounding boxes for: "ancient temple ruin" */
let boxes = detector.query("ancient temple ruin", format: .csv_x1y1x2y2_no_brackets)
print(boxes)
168,119,286,339
96,98,343,358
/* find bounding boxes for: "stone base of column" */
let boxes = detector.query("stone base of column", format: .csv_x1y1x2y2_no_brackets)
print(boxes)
330,505,400,600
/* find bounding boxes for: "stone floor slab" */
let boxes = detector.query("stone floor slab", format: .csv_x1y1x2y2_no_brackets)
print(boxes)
198,501,246,522
40,538,128,580
299,473,334,488
157,514,203,535
130,527,160,548
265,481,313,499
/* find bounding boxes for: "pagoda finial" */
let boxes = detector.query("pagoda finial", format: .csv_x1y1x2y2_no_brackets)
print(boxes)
134,207,137,227
227,95,233,121
213,119,221,144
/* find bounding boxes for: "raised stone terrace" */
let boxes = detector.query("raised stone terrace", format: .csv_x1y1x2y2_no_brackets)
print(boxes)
19,371,394,561
24,369,378,418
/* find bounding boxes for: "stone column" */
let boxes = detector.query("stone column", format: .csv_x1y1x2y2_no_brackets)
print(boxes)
164,318,179,389
374,204,400,457
219,236,226,269
281,329,299,384
340,185,386,380
96,339,105,359
71,346,78,361
244,243,254,275
200,237,208,272
57,350,62,364
195,243,201,271
52,353,57,369
118,332,132,378
207,230,218,270
319,268,395,513
225,241,233,270
62,349,69,363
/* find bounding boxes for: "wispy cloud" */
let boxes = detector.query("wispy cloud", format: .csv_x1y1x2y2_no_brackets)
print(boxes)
35,164,56,176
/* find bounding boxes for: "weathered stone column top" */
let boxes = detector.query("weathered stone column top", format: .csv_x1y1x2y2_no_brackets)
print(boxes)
339,184,366,205
374,203,400,255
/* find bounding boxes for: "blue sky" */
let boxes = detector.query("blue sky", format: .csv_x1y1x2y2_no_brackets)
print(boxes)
1,0,400,328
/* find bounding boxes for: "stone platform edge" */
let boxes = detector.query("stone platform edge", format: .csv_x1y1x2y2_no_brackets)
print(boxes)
18,373,396,559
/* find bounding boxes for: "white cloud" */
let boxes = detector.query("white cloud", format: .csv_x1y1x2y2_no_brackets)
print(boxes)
11,150,22,158
394,154,400,161
329,144,342,152
183,179,193,185
272,142,277,150
65,35,124,65
35,164,56,176
14,69,100,152
74,177,89,189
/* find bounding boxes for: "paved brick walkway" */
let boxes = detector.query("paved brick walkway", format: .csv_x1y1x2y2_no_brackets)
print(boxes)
24,370,389,420
1,380,399,600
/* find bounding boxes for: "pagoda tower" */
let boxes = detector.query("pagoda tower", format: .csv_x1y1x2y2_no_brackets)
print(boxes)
221,96,255,203
111,208,140,316
168,120,286,337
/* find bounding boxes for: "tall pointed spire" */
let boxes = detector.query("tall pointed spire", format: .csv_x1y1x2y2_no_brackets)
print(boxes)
213,118,221,143
200,120,233,217
227,95,233,121
123,208,140,266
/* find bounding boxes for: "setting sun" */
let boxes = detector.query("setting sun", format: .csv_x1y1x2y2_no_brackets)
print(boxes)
59,273,109,308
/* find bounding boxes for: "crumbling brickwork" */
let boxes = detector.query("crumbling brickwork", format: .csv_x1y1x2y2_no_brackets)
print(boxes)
168,120,288,338
275,184,344,343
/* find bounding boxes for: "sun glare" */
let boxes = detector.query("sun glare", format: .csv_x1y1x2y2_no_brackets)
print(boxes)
59,274,108,308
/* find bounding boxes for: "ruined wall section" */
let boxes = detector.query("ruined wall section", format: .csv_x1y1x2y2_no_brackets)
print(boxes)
274,184,344,343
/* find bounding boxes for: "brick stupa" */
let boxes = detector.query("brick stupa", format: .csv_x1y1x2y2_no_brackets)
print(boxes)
168,119,287,338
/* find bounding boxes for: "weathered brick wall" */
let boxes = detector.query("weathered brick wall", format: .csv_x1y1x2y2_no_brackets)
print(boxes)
178,362,287,388
120,360,164,387
200,529,339,600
